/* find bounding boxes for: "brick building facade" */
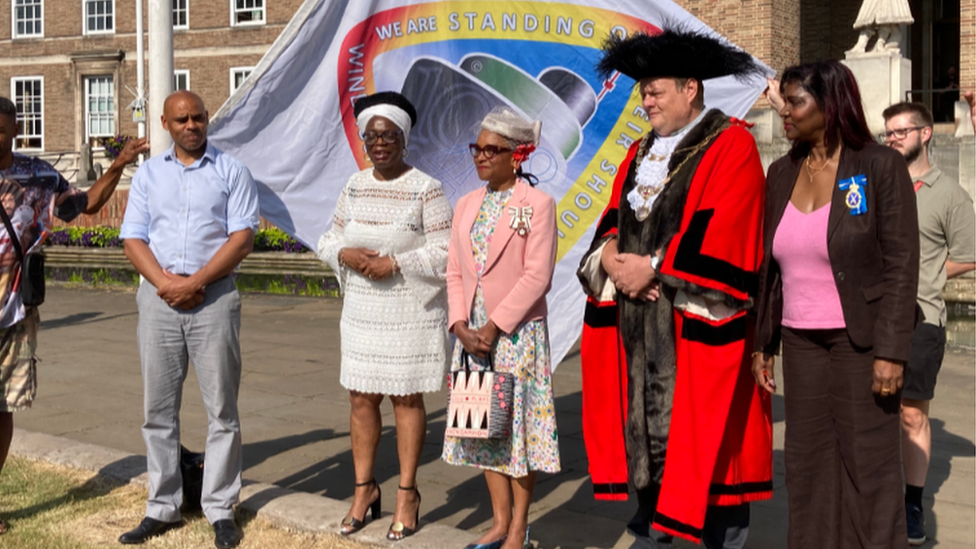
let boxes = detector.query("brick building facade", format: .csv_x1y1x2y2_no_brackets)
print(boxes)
0,0,303,156
0,0,970,229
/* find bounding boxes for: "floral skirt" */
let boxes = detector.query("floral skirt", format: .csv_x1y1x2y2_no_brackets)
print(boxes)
441,318,561,477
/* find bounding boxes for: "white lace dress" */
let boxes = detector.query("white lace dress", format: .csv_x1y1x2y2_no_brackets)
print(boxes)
317,168,453,395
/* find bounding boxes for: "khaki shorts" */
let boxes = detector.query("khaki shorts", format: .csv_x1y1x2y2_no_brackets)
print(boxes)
0,308,39,412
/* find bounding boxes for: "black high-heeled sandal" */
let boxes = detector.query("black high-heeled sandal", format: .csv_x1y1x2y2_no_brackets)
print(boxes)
340,478,381,536
387,485,421,541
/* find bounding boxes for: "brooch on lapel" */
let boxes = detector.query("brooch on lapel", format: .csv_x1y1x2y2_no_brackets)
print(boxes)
838,174,867,216
508,206,533,236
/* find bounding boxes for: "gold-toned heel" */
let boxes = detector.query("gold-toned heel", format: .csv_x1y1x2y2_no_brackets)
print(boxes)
340,479,381,536
387,485,421,541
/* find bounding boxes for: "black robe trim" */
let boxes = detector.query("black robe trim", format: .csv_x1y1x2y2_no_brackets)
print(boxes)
679,315,748,346
584,300,618,328
652,512,703,540
666,209,758,299
593,482,630,495
708,480,774,496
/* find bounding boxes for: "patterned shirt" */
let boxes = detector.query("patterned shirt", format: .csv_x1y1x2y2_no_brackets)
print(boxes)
0,153,88,327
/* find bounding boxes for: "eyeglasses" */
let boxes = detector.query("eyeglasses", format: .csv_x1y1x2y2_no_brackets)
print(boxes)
468,144,512,159
879,126,925,141
363,130,403,146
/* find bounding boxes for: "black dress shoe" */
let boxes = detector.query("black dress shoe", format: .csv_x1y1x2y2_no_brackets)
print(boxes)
118,517,181,544
213,519,243,549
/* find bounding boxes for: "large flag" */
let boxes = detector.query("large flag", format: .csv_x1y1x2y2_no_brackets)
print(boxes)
208,0,770,367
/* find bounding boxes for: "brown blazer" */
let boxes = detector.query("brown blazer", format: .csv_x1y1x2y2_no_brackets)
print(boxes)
754,142,919,362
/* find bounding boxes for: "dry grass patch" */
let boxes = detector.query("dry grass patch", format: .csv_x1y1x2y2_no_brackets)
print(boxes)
0,456,373,549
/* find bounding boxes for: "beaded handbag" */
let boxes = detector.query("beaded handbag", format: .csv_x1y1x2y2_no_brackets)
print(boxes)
445,350,514,439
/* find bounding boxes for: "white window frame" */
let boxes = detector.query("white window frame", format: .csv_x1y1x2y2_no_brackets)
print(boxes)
10,76,44,152
173,0,188,30
230,0,265,27
84,75,115,146
82,0,115,35
12,0,44,39
174,70,190,91
229,67,255,94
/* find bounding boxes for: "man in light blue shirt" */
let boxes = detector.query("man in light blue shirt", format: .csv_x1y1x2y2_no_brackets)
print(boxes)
119,91,258,549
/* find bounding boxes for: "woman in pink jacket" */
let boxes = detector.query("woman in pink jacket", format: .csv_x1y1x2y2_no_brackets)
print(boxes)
442,107,560,549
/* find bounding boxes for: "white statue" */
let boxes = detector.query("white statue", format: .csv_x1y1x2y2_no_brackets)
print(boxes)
848,0,914,54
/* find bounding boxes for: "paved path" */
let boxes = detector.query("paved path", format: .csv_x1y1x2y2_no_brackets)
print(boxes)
12,286,976,548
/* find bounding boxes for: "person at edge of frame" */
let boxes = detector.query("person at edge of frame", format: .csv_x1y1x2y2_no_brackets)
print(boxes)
882,101,976,546
0,96,148,536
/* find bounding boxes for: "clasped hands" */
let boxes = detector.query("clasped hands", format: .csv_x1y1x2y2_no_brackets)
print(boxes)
339,248,395,281
454,320,498,358
157,270,204,310
606,252,661,302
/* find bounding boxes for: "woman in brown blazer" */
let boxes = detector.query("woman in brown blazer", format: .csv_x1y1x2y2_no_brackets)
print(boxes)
752,61,918,549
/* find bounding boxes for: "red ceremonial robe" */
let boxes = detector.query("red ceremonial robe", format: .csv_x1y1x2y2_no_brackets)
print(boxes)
578,111,773,544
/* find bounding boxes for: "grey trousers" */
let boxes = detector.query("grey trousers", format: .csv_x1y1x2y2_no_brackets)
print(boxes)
137,277,243,524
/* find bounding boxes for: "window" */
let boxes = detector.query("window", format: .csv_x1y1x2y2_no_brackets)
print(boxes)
11,77,43,150
230,67,254,94
174,70,190,91
83,0,114,34
232,0,264,26
85,76,115,145
172,0,187,29
13,0,43,38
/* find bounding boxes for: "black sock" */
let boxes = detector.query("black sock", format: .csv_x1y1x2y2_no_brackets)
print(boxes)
906,484,924,507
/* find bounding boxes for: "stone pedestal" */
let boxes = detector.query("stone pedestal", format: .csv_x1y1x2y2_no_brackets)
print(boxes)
842,50,911,135
955,100,975,138
745,108,785,144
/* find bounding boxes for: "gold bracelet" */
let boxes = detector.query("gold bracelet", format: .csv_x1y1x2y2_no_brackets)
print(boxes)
337,248,346,268
390,255,399,273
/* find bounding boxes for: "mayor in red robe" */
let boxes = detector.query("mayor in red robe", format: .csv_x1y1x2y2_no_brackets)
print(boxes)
577,29,773,548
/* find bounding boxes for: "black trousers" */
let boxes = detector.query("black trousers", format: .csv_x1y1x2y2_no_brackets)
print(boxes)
627,485,749,549
781,328,907,549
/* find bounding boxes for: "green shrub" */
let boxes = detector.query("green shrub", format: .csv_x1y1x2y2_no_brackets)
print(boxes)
48,227,309,253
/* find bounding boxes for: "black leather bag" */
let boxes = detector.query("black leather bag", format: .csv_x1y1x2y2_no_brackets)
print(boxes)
0,205,45,307
180,445,205,513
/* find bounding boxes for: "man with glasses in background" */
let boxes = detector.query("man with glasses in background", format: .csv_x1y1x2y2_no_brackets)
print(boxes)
882,102,976,546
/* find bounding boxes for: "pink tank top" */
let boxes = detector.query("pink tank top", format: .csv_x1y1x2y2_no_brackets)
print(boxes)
772,202,846,329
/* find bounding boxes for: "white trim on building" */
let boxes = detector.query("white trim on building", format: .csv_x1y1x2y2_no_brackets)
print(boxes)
84,75,115,145
229,66,255,94
231,0,265,27
10,76,44,151
82,0,115,35
174,69,190,91
12,0,43,39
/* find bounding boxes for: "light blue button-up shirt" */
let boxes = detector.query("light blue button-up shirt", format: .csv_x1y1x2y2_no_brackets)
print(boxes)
120,142,260,275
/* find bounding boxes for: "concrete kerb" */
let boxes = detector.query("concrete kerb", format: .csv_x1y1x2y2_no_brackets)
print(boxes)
9,429,477,549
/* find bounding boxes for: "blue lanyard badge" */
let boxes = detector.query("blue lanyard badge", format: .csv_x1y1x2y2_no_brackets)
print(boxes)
838,174,867,216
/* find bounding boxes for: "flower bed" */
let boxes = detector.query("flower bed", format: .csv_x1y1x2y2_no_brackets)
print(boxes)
46,267,339,298
48,226,310,253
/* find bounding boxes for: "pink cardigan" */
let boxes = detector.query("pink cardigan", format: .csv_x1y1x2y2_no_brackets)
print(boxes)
447,180,557,334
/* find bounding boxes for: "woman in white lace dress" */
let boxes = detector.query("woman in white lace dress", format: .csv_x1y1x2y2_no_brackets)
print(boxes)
317,92,452,542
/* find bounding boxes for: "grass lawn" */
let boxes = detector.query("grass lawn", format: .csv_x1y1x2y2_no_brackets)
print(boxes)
0,456,372,549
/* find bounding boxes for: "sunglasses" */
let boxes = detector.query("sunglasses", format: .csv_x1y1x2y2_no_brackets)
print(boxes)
363,130,403,146
468,144,512,159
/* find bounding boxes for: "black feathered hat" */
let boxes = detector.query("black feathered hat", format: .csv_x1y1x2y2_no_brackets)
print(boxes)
596,27,763,83
353,91,418,126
